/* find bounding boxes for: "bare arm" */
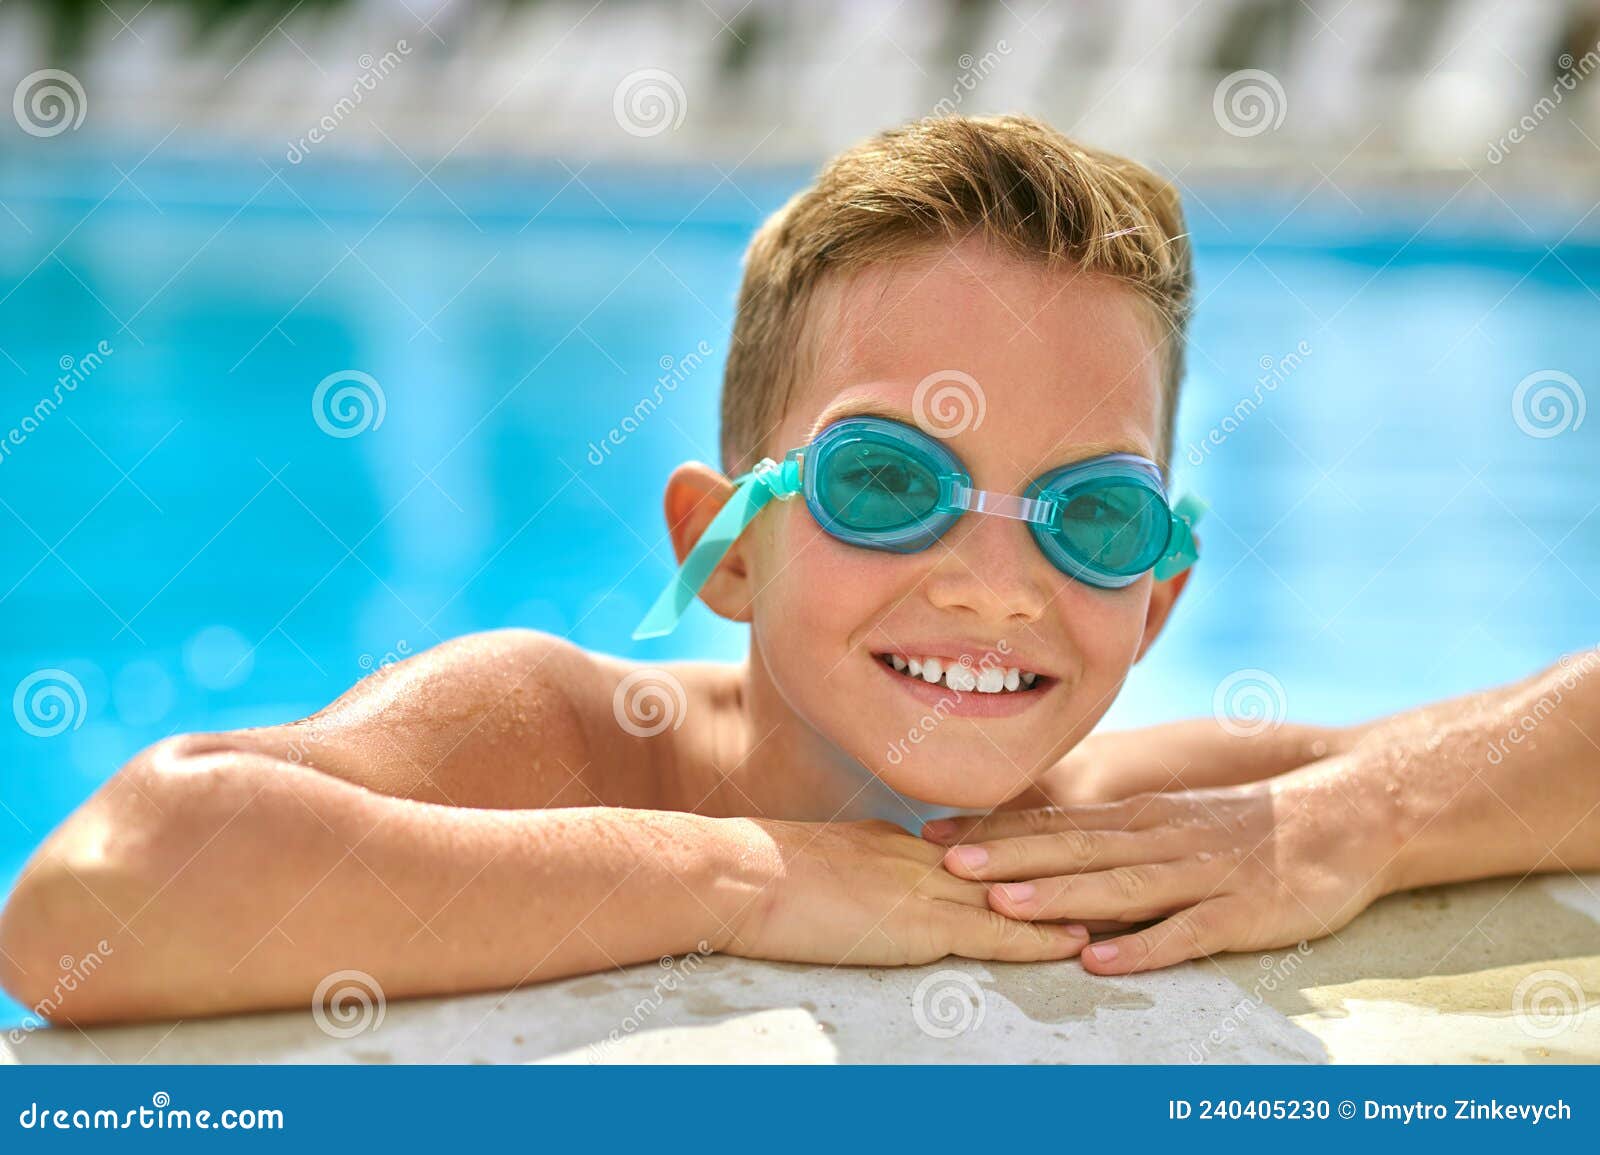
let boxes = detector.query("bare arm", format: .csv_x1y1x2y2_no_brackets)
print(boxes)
0,629,1087,1023
928,649,1600,974
1046,659,1564,804
0,630,762,1021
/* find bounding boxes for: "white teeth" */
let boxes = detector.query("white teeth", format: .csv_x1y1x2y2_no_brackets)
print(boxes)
881,654,1041,693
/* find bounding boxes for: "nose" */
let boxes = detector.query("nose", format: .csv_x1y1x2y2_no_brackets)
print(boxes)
920,509,1052,625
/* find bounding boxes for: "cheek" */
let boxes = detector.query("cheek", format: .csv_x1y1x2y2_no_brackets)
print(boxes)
1051,580,1152,681
749,506,883,651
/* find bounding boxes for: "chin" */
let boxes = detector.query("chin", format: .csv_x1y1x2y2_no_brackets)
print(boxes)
872,748,1034,811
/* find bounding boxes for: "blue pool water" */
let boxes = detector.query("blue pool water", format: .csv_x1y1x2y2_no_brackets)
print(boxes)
0,154,1596,1025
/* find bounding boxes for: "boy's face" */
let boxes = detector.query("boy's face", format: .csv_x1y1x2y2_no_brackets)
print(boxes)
738,240,1186,807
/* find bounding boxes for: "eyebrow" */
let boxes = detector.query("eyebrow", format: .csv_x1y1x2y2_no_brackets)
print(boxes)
808,397,1158,468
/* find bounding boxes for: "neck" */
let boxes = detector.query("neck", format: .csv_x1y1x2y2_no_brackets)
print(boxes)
703,644,957,830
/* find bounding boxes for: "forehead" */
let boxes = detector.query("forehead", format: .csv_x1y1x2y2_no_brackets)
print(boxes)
785,242,1165,474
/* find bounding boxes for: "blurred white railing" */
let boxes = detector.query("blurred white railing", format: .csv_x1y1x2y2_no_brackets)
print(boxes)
1,0,1597,187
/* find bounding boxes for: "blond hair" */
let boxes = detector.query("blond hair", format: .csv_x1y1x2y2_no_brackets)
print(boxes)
719,114,1192,474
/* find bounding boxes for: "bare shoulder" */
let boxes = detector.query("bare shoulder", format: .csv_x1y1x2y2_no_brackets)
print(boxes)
212,629,726,811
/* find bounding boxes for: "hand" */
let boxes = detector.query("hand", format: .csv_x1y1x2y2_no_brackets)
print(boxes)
722,817,1092,967
921,756,1399,974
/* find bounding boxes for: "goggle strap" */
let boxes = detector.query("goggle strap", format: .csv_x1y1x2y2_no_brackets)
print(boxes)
1152,493,1206,581
632,459,798,640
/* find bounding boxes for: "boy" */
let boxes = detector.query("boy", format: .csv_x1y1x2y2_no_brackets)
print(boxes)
9,115,1590,1024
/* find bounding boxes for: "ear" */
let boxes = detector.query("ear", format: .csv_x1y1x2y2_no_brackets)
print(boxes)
1133,531,1197,663
661,461,758,625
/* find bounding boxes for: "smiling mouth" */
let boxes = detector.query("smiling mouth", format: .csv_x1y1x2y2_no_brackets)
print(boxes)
873,652,1050,695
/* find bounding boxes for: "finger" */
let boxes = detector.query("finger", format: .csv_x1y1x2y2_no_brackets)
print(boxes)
938,903,1091,963
922,795,1171,845
1079,899,1242,974
986,856,1227,922
922,869,991,908
942,828,1189,882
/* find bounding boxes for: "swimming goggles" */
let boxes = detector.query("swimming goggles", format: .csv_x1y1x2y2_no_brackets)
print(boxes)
633,415,1203,639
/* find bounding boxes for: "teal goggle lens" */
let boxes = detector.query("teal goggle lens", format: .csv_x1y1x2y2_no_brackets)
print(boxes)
1027,473,1171,585
806,420,1174,586
807,424,962,551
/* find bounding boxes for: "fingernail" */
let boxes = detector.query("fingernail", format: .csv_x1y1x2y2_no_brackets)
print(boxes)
922,820,956,843
949,845,988,869
995,882,1035,904
1065,924,1089,937
1088,942,1119,962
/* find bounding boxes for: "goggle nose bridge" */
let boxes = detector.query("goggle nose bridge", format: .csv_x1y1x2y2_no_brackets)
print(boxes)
939,479,1058,528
